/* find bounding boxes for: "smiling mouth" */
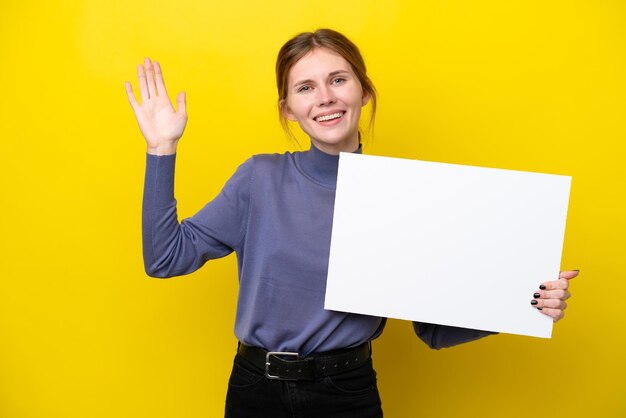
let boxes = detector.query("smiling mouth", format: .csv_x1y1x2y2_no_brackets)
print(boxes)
314,112,345,122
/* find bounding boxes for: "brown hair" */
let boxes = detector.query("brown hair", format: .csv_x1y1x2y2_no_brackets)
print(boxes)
276,28,377,142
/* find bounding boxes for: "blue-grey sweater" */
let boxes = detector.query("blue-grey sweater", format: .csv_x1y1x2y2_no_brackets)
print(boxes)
142,143,494,355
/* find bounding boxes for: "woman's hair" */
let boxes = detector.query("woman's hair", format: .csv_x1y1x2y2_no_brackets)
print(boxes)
276,28,377,142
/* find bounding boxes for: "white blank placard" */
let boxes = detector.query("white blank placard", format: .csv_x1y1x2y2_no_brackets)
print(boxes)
325,153,571,338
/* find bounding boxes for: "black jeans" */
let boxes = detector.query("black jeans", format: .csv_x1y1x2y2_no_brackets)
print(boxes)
225,353,383,418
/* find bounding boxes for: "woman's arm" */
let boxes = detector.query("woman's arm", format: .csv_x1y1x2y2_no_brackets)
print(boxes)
126,58,252,278
413,270,578,349
141,154,253,278
412,322,496,350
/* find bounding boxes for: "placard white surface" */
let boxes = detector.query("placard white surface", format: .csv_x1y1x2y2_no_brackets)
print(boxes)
325,153,571,338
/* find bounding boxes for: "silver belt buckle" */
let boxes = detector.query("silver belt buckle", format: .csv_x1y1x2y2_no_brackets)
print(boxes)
265,351,299,380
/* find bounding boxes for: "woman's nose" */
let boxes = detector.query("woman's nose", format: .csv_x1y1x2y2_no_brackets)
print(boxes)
317,86,336,106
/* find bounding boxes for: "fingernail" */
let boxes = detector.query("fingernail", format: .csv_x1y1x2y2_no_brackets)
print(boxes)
539,285,546,290
537,307,543,310
533,293,541,298
531,300,538,305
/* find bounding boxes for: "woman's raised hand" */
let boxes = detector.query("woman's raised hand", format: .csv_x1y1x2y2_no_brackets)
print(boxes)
125,58,187,155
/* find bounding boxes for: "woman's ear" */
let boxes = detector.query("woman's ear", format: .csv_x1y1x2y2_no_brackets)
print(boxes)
361,91,371,106
280,99,297,121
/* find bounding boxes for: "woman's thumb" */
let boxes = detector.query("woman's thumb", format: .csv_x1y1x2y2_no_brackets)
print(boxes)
559,270,580,280
176,91,186,114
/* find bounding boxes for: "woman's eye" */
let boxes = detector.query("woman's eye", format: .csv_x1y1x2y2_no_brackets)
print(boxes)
332,77,346,85
297,85,311,93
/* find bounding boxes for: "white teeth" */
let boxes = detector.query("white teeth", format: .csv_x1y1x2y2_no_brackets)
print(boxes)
316,112,343,122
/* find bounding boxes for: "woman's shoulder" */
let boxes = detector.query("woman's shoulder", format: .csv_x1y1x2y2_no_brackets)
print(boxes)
248,150,298,172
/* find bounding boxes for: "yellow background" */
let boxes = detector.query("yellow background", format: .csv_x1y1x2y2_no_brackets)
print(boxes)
1,1,624,417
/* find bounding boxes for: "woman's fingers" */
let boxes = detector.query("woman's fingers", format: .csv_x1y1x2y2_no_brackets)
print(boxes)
137,63,149,101
531,298,567,310
124,81,139,111
559,270,579,280
538,307,565,322
531,270,578,323
154,61,169,98
144,57,158,98
135,58,176,108
539,277,570,291
533,288,571,301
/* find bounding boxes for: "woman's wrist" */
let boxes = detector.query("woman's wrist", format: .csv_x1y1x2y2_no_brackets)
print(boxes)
147,143,178,156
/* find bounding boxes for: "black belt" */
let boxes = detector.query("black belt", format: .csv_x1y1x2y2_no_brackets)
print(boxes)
237,342,371,381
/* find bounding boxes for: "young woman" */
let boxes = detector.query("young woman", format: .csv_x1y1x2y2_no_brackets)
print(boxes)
125,29,577,418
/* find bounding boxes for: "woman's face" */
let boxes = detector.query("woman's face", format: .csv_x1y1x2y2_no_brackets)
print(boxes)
282,47,370,155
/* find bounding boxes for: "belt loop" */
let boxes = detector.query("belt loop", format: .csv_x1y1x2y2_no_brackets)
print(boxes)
368,340,372,356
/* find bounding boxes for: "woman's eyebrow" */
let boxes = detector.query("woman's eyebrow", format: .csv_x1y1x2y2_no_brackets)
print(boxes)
328,70,350,77
292,70,351,88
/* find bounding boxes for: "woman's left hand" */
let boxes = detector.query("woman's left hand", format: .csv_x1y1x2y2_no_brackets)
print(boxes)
531,270,579,322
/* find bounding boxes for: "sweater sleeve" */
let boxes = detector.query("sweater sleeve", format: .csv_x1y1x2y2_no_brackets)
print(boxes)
412,322,497,349
142,153,253,278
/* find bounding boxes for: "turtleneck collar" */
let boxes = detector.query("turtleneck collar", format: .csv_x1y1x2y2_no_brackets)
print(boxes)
295,142,363,189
